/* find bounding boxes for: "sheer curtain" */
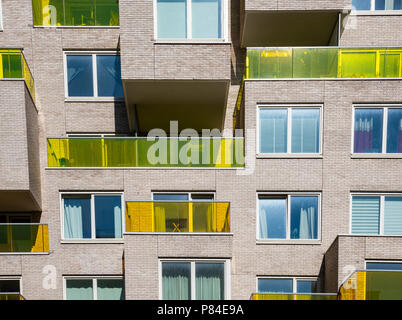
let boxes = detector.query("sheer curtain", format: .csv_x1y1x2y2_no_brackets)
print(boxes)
260,109,287,153
299,207,316,239
154,205,166,232
196,263,224,300
64,198,91,239
66,280,93,300
354,109,383,153
162,263,191,300
97,279,125,300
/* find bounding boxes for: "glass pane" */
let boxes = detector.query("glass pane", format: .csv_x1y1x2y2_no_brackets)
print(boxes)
153,202,189,232
351,196,381,234
352,0,372,10
258,198,287,239
341,50,377,78
386,109,402,153
366,271,402,300
366,262,402,270
296,280,319,293
96,55,123,97
94,195,122,238
192,0,221,39
157,0,187,39
293,48,338,78
291,108,320,153
2,54,23,78
0,280,20,293
95,0,120,26
66,279,93,300
67,55,94,97
195,263,224,300
153,194,189,201
65,0,96,26
64,197,92,239
258,278,293,293
252,49,292,78
162,262,191,300
259,109,288,153
354,108,383,153
384,197,402,235
375,0,401,9
290,196,319,239
97,279,124,300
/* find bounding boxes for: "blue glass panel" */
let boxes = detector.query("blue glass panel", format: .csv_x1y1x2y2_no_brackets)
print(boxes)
366,262,402,271
290,196,318,239
353,0,372,10
297,280,318,293
153,194,189,201
259,109,288,153
291,108,320,153
386,109,402,153
67,55,94,97
157,0,187,38
94,195,122,238
64,197,92,239
96,55,123,97
354,109,383,153
192,0,221,39
259,198,286,239
376,0,386,9
395,0,402,9
351,196,380,235
384,197,402,235
376,0,402,9
258,278,293,293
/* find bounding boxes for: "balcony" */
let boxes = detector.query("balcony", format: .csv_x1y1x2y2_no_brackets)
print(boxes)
0,224,49,253
32,0,119,27
0,49,35,101
126,201,230,233
250,293,338,300
246,47,402,79
0,294,24,300
339,270,402,300
47,137,245,168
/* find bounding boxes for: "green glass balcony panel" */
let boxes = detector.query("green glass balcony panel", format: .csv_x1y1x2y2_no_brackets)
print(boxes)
126,201,230,233
32,0,119,26
47,138,245,168
246,48,402,79
0,294,24,300
250,293,337,300
0,224,49,253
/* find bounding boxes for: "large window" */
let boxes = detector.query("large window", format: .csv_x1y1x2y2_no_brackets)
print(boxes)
160,260,228,300
61,193,123,240
258,106,321,155
366,261,402,270
156,0,224,39
65,277,124,300
353,0,402,10
65,52,123,98
258,194,320,240
257,277,320,294
351,195,402,235
353,107,402,154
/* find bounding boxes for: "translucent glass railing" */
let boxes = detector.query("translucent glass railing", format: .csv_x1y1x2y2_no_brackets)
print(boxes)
126,201,230,233
339,270,402,300
47,137,245,168
0,294,24,300
247,47,402,79
250,293,338,300
0,49,35,101
32,0,119,26
0,224,49,253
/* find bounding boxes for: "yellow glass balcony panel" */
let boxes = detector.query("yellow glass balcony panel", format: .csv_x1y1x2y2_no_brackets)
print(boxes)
0,294,24,300
126,202,230,233
250,293,337,300
0,224,49,253
47,138,245,168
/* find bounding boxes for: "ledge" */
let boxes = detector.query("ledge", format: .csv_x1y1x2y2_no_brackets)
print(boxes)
153,40,231,45
257,154,322,159
256,239,322,245
65,97,124,103
351,10,402,16
124,232,233,236
351,154,402,159
60,239,124,244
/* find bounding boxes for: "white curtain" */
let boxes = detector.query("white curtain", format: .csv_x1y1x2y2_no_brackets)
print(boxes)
299,207,315,239
64,199,89,239
259,209,269,238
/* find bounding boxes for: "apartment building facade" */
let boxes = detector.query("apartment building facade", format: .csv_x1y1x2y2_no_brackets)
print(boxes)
0,0,402,300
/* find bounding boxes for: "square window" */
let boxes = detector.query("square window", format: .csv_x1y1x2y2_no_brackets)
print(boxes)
65,278,124,300
353,108,383,153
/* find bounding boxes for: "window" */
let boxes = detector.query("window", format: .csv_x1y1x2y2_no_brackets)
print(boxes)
258,106,321,155
61,193,123,240
353,107,402,154
65,52,123,98
160,260,228,300
258,194,320,240
0,278,21,293
156,0,224,39
257,277,320,294
351,195,402,235
366,261,402,270
65,277,124,300
0,0,3,30
353,0,402,10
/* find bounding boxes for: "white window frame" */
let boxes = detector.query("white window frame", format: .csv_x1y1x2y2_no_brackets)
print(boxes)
0,276,22,295
151,191,215,201
63,276,124,300
352,104,402,155
256,276,320,294
63,51,123,101
0,0,3,31
153,0,228,41
365,260,402,270
158,258,230,300
349,193,402,235
257,104,323,157
256,192,322,242
60,191,125,242
352,0,402,11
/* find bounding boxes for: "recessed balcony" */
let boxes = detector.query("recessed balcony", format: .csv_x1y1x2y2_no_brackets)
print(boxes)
125,201,230,233
0,224,49,253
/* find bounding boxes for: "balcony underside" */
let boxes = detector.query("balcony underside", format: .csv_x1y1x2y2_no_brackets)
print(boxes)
123,80,229,135
0,191,41,212
241,11,340,47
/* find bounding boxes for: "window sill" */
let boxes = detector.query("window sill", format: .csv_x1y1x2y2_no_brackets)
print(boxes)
61,239,124,244
256,239,321,245
339,234,402,238
154,40,231,45
351,10,402,16
257,154,322,159
0,252,50,255
124,232,233,236
65,97,124,103
33,25,120,29
351,153,402,159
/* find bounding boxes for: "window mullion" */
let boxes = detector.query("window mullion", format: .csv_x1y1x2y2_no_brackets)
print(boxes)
92,54,98,97
371,0,375,10
191,261,196,300
288,109,292,154
287,196,291,239
93,279,97,300
383,108,388,153
91,195,96,239
187,0,192,39
380,195,385,235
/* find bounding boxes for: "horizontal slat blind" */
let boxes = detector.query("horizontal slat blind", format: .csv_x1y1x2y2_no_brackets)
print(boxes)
351,196,380,234
384,197,402,235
